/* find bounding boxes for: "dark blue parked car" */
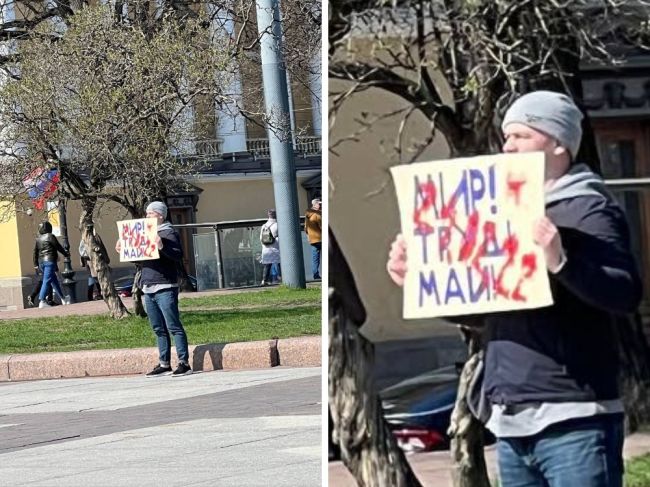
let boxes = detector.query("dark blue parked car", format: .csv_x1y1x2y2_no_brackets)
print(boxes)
328,364,494,460
380,364,495,452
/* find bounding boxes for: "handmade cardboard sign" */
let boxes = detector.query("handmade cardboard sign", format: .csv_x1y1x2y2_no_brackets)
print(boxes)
117,218,159,262
390,152,553,319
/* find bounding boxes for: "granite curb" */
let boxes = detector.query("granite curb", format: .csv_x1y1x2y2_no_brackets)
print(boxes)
0,336,321,381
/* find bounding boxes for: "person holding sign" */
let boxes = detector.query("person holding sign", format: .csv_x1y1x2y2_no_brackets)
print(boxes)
387,91,642,487
117,201,191,377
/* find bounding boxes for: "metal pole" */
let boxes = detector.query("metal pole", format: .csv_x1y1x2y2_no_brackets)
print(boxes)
213,225,225,289
309,54,322,137
285,68,297,150
256,0,306,288
58,198,77,303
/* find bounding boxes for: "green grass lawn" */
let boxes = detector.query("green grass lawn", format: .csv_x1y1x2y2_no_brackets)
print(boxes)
179,286,321,309
0,287,321,354
626,453,650,487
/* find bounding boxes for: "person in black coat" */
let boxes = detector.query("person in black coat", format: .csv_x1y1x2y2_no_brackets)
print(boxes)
33,221,70,308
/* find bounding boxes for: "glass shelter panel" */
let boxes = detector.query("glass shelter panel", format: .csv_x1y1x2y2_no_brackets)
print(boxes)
193,232,220,291
188,218,316,291
219,226,265,288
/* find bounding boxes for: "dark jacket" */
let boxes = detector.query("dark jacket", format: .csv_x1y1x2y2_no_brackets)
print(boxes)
483,173,642,405
140,223,183,286
33,221,69,267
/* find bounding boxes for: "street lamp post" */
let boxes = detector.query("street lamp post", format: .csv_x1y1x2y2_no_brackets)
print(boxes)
256,0,306,288
58,197,77,303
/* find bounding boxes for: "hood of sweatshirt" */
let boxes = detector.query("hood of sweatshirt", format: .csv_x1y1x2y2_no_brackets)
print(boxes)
544,163,614,205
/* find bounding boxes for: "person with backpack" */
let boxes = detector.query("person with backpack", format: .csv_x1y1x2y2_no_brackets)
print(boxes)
260,209,280,286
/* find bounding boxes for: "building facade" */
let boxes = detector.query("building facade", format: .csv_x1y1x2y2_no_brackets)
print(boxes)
0,1,321,310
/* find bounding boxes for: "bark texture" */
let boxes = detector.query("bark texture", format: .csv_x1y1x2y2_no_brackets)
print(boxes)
329,229,422,487
79,198,129,319
131,264,147,318
447,330,490,487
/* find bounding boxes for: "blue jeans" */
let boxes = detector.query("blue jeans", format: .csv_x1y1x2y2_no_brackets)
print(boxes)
497,414,624,487
311,242,321,279
271,263,281,282
39,262,64,302
143,288,189,366
263,264,281,283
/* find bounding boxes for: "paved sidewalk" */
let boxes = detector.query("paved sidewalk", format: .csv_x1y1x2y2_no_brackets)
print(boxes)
328,432,650,486
0,367,322,486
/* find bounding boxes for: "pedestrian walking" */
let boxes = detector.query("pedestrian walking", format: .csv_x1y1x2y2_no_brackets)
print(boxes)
33,221,71,308
26,266,55,307
79,225,109,301
260,209,280,286
305,197,322,279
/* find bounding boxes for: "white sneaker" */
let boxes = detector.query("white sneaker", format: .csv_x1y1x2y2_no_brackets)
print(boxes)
39,300,51,308
62,295,71,306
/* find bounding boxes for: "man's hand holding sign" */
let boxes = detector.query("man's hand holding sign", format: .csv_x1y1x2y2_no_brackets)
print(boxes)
533,215,566,273
389,152,553,319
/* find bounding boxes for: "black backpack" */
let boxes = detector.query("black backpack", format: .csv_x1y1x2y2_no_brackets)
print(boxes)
261,225,276,245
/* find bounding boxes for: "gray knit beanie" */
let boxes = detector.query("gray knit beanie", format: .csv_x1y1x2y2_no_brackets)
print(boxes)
146,201,168,219
502,91,583,159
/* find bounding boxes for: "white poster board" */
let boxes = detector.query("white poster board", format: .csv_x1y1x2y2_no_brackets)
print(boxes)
390,152,553,319
117,218,159,262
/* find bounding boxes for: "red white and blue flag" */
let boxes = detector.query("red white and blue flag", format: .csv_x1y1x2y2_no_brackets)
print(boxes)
22,167,60,210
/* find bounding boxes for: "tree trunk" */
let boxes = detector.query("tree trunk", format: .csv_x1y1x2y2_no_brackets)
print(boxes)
132,265,147,317
79,198,130,319
447,330,491,487
329,229,422,487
